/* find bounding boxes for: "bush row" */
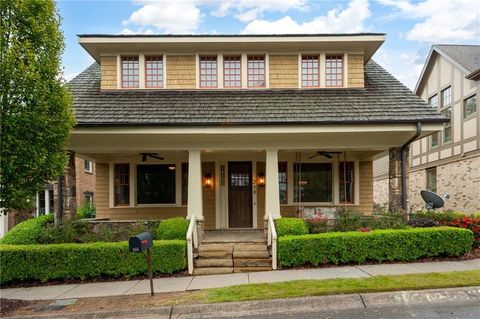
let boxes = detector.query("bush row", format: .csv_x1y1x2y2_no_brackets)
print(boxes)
0,240,186,284
1,214,54,245
278,227,473,268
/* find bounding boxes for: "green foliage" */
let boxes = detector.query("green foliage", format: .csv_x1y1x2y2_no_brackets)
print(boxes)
275,218,309,237
0,215,53,245
278,227,473,268
333,211,406,232
305,216,330,234
0,0,75,210
77,202,96,219
411,211,465,225
156,217,189,240
0,240,186,284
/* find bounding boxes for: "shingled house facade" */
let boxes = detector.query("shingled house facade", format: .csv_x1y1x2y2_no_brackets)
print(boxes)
68,34,445,230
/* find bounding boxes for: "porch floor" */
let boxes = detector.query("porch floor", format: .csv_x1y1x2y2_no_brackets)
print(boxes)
202,230,266,243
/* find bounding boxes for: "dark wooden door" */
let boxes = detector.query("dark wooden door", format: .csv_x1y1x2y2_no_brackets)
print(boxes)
228,161,253,228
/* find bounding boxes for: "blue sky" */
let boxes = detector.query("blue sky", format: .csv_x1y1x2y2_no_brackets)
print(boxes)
58,0,480,89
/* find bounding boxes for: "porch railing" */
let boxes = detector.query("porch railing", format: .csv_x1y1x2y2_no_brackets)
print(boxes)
186,215,197,275
267,213,278,270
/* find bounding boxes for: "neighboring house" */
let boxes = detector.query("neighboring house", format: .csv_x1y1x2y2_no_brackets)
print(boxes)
66,33,445,230
374,45,480,213
35,156,96,216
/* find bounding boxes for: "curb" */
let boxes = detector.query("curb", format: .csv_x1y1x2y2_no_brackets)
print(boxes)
6,286,480,318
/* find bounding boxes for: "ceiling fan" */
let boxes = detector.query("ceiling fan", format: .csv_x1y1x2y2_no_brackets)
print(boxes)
124,153,164,162
308,151,343,159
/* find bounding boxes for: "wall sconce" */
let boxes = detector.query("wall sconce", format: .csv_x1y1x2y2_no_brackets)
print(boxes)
204,173,213,189
257,172,265,187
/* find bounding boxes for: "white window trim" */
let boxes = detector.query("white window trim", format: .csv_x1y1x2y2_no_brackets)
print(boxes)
84,160,93,173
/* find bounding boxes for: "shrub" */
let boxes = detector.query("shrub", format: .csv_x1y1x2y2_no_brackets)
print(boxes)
0,240,186,284
408,217,439,228
411,211,464,225
278,227,473,268
0,215,53,245
449,216,480,247
77,201,96,219
156,217,189,240
275,218,309,237
305,216,330,234
334,211,406,232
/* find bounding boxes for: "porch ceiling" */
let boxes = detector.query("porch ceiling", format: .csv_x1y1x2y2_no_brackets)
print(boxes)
69,123,442,156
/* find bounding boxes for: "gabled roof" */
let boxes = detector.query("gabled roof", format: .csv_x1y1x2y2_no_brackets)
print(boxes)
415,44,480,93
69,61,446,127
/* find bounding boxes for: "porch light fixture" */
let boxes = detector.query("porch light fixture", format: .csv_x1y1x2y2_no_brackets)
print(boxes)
257,172,265,187
168,165,176,171
204,173,213,189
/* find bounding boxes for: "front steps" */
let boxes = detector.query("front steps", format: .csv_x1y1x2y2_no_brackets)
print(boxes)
193,231,272,275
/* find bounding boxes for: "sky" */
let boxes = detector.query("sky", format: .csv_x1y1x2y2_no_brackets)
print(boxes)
58,0,480,90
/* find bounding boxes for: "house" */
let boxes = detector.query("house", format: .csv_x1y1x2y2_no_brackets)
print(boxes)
67,33,446,273
374,45,480,212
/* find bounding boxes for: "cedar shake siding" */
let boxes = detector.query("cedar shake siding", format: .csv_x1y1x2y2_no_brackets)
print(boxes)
348,54,364,88
269,55,298,88
166,55,196,89
100,56,117,89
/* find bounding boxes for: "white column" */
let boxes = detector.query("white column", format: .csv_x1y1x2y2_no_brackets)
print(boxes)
265,149,281,219
44,189,50,215
36,193,40,216
187,150,204,220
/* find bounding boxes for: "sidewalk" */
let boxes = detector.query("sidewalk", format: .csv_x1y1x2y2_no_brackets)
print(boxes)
1,259,479,301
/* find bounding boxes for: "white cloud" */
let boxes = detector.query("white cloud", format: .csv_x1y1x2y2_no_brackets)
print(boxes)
119,28,154,35
242,0,370,34
378,0,480,42
124,0,202,33
211,0,307,22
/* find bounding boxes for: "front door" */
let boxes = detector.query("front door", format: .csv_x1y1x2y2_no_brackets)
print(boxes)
228,161,253,228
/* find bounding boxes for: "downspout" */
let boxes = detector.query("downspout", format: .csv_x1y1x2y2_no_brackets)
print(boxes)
401,122,422,215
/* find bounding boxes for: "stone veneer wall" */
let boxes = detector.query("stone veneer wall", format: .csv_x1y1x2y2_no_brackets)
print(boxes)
408,155,480,213
373,177,389,206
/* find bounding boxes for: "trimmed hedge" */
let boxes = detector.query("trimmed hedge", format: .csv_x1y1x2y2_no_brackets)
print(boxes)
278,227,473,268
156,217,189,240
0,240,186,284
1,214,53,245
275,218,309,237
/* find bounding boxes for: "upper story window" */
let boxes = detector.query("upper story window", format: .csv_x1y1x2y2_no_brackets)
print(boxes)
224,56,241,88
464,94,477,119
84,160,93,173
442,107,452,143
301,55,320,87
429,94,438,108
247,55,265,88
121,56,139,88
145,56,163,88
199,56,217,88
325,55,343,87
441,86,451,107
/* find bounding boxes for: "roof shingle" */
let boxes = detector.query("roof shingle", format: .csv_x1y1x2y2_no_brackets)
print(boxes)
70,60,446,126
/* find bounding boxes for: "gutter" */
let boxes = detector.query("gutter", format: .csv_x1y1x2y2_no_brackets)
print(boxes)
401,122,422,214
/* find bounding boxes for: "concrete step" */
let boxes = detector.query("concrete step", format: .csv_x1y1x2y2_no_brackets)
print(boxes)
234,243,268,251
196,258,233,268
198,243,234,252
193,267,233,276
198,251,232,259
234,258,271,267
233,266,272,273
233,250,270,259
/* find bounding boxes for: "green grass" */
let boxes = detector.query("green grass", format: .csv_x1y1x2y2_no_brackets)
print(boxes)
193,270,480,304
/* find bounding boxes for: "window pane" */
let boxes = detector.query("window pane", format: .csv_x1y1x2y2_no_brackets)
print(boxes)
278,162,288,204
137,165,176,204
325,55,343,87
247,56,265,88
293,163,332,202
301,55,320,87
463,95,477,118
426,168,437,193
114,164,130,206
441,87,451,107
121,56,139,88
200,56,218,88
431,132,439,147
182,163,188,205
339,161,354,203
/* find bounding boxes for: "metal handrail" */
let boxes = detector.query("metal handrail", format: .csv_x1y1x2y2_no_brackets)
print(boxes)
267,213,278,270
186,216,196,275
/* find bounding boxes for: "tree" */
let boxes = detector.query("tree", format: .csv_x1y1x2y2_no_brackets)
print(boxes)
0,0,75,211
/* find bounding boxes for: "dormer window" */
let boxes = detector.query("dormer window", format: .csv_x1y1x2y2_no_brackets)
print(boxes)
224,56,241,88
200,56,218,88
301,55,320,87
121,56,139,88
145,56,163,88
325,55,343,87
247,55,265,88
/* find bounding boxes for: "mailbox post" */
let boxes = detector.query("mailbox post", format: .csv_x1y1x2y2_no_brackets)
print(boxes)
129,232,154,296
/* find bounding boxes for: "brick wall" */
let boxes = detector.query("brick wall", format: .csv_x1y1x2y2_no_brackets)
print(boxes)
166,55,196,89
347,54,364,88
100,56,117,89
75,157,96,208
269,55,298,88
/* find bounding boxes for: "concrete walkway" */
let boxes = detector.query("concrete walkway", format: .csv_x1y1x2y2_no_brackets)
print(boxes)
1,259,479,301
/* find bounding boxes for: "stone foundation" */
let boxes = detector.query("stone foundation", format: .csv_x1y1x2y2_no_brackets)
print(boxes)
373,177,389,205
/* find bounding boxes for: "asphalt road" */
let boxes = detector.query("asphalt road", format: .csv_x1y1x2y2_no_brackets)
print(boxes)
220,303,480,319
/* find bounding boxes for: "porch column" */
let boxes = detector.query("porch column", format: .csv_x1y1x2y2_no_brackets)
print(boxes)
388,147,404,211
265,149,281,219
44,189,50,215
187,150,204,220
